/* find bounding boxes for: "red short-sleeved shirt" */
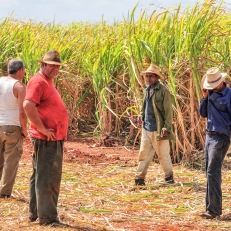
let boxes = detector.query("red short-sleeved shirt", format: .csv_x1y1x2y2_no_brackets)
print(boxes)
25,72,69,141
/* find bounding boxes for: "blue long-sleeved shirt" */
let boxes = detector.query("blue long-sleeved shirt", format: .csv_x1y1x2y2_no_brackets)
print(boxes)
143,86,157,131
198,84,231,138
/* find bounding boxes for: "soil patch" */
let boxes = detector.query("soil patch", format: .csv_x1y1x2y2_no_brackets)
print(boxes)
21,137,139,166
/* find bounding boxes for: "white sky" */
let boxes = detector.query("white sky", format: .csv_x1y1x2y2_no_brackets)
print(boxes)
0,0,230,24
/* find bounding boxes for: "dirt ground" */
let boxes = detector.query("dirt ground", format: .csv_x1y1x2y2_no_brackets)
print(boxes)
2,137,231,231
21,137,139,166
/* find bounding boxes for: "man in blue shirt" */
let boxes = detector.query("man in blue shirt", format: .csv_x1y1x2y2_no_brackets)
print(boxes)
198,67,231,219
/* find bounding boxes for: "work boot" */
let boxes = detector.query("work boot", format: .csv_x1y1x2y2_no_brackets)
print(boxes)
28,214,38,222
135,179,145,186
165,173,174,184
0,194,11,199
198,212,219,219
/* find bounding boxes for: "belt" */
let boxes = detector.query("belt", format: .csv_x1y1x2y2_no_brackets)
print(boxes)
206,131,223,135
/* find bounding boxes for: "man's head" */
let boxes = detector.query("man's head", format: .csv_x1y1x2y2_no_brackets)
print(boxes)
143,64,164,86
38,50,63,79
8,58,25,74
8,58,25,80
203,67,227,91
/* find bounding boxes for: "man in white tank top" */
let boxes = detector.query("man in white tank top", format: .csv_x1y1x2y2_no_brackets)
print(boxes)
0,58,27,198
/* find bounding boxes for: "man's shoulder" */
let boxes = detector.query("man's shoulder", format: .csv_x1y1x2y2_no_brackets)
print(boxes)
226,86,231,93
0,76,8,81
158,83,169,92
29,72,43,82
14,81,25,89
28,73,49,88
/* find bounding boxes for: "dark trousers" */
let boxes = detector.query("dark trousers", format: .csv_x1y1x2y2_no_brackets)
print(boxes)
29,137,64,224
204,133,230,216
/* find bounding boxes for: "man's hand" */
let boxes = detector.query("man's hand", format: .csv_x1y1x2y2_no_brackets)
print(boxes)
137,116,143,124
202,88,208,99
38,128,56,141
161,129,169,137
21,128,28,138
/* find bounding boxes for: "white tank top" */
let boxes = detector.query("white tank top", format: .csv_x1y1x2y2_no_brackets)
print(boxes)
0,77,20,126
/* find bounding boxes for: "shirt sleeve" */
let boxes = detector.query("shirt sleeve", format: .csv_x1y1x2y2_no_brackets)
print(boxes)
198,98,208,118
25,81,44,105
162,89,173,132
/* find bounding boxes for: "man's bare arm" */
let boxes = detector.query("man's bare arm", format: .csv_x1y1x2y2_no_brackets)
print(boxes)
13,82,28,138
23,99,55,141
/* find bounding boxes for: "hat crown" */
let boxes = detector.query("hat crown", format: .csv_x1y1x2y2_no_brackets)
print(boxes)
146,64,161,73
206,67,222,83
43,50,61,63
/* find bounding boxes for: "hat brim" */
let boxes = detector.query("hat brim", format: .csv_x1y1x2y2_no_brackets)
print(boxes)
141,70,165,80
38,59,66,66
203,73,227,89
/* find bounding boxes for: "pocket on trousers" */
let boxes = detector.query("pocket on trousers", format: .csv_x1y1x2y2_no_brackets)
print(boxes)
4,130,16,136
46,142,56,160
14,145,23,161
17,146,23,155
210,138,229,151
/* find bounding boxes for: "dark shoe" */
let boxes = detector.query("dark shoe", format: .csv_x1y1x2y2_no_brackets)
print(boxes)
28,215,38,222
28,217,37,222
39,218,60,226
198,212,219,219
50,221,69,227
165,174,175,184
135,179,145,186
0,194,10,198
40,220,69,227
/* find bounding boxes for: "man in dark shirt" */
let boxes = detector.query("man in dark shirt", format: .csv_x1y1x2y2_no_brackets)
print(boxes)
135,64,175,186
198,67,231,219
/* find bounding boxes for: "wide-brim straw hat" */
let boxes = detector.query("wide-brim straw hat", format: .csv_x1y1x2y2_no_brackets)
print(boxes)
38,50,65,66
203,67,227,89
142,64,165,79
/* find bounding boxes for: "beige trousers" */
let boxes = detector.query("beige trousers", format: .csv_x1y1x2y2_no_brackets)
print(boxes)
135,129,173,179
0,125,23,195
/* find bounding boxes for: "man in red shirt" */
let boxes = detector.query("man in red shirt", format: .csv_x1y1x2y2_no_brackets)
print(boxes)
23,50,68,226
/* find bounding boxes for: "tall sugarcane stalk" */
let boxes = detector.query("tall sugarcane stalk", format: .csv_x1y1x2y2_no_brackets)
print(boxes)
0,0,231,160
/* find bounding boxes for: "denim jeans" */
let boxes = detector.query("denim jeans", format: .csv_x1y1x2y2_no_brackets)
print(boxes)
204,133,230,216
0,125,23,196
135,129,173,179
29,137,64,224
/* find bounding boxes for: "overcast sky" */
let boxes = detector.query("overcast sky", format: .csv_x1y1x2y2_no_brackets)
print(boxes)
0,0,229,24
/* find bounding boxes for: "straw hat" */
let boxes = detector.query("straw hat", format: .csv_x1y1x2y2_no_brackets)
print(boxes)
38,50,64,66
142,64,165,79
203,67,227,89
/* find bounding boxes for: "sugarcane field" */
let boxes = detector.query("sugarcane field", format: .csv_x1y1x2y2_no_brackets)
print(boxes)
1,0,231,230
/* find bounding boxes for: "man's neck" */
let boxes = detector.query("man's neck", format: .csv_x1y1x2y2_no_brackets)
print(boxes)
8,74,20,81
150,82,158,89
39,70,54,81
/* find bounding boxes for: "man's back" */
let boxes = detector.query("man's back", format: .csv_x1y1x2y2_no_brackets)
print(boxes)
0,77,19,126
0,58,26,198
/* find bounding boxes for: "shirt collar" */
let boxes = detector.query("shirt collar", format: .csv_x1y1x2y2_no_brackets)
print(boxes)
209,83,228,96
146,81,160,90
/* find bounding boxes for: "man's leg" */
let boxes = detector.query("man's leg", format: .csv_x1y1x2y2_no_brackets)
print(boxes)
135,129,155,184
29,138,38,221
205,133,230,216
31,138,64,225
0,126,22,196
0,127,4,180
152,133,173,183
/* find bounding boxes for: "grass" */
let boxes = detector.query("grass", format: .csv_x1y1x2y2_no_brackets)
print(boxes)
1,148,231,231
